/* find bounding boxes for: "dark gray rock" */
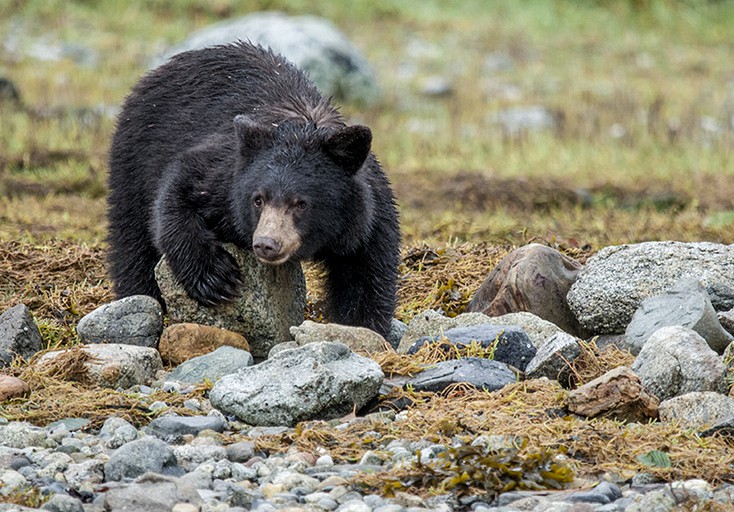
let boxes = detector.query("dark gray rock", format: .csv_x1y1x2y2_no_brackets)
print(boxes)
167,345,253,384
225,441,256,463
406,357,516,393
397,310,494,353
631,326,727,401
568,241,734,334
625,278,733,355
156,244,306,359
153,12,381,105
0,303,43,366
209,342,383,426
104,437,182,481
407,324,536,371
146,415,225,443
659,392,734,429
524,332,581,386
76,295,163,347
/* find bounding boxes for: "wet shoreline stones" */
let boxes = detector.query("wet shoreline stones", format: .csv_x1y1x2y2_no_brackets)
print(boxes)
3,240,734,509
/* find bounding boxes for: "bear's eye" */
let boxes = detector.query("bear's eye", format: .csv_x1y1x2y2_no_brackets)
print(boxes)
296,200,308,211
253,196,264,208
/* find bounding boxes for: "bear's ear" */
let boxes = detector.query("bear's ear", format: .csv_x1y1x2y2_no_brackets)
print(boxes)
233,115,273,156
322,125,372,176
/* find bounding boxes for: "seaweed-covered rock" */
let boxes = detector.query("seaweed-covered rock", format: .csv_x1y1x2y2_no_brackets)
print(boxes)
407,324,536,371
468,244,584,336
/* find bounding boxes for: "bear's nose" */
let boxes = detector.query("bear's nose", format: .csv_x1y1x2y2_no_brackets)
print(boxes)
253,237,282,261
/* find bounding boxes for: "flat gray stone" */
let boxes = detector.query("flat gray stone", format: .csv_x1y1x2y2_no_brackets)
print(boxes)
153,12,381,105
525,332,581,386
659,391,734,429
76,295,163,347
406,357,516,392
156,244,306,359
625,278,732,355
104,438,182,481
568,241,734,334
0,303,43,366
167,345,253,384
407,324,536,371
631,326,727,401
209,342,383,426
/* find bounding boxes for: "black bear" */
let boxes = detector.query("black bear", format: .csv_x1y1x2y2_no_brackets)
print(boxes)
107,41,400,337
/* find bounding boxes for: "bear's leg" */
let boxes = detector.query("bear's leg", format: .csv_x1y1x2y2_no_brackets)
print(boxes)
323,244,398,338
153,165,243,307
107,192,163,302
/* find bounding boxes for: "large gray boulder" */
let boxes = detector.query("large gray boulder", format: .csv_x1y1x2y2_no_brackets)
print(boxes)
209,342,383,426
156,244,306,359
104,437,182,481
153,11,381,105
567,242,734,334
630,326,727,402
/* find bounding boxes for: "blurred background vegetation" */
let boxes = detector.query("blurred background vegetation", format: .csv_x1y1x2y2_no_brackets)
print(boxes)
1,0,733,326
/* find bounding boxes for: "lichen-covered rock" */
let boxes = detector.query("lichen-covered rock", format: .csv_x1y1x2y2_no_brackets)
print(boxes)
209,342,383,426
156,244,306,359
568,242,734,334
631,326,727,401
659,392,734,429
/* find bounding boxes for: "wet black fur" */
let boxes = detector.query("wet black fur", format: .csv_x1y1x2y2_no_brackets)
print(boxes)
107,41,400,336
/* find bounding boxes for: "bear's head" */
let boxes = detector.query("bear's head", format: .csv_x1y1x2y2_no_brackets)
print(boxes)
229,115,375,265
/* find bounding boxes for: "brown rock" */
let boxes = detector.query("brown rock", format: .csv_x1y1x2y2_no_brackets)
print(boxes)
566,366,659,422
0,374,30,401
467,244,585,336
159,323,250,365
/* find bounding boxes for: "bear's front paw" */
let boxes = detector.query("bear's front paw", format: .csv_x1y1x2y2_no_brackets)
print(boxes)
184,248,243,307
